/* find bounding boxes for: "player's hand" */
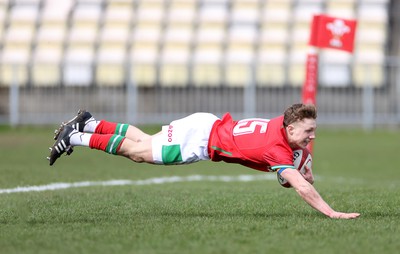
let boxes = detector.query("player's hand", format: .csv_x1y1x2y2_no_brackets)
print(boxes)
329,211,361,219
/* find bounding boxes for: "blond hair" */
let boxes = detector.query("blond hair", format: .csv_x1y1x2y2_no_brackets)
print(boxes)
283,103,317,127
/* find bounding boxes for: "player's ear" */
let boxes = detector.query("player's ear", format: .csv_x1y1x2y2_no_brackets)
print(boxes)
286,124,295,135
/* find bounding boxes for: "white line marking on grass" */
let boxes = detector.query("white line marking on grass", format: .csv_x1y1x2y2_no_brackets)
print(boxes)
0,174,277,194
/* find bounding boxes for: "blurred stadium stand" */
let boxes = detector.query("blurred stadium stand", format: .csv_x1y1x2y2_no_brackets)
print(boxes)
0,0,399,128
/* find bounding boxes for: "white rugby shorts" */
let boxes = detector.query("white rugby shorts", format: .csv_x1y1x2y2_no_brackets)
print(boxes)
152,113,219,164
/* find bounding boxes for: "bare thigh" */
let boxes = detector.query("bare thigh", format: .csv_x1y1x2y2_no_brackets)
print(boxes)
125,125,152,142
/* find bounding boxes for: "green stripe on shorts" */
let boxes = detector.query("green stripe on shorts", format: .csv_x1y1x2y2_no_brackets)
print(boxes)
162,145,183,164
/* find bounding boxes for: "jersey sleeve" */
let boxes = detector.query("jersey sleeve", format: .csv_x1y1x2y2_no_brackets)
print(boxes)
265,147,295,172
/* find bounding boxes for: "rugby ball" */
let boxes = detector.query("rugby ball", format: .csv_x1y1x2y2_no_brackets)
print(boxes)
277,148,312,188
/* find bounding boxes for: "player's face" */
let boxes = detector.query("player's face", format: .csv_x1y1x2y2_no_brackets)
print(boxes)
286,118,316,149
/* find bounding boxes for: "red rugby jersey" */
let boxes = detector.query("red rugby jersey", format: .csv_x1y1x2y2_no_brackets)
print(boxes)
208,113,294,172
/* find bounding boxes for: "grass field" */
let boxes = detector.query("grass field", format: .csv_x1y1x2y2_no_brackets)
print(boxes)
1,125,400,254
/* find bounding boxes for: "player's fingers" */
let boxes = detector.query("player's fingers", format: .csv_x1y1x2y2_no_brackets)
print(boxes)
301,166,314,184
332,212,360,219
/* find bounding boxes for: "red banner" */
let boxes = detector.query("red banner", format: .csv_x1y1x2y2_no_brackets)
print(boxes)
309,14,357,53
303,14,357,154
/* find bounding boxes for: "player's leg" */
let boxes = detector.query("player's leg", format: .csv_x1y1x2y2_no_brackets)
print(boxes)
48,112,218,166
55,109,151,142
94,120,151,142
48,125,156,166
86,131,155,163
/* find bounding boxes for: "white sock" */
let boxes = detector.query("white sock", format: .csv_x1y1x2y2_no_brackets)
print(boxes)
83,120,101,133
70,132,92,147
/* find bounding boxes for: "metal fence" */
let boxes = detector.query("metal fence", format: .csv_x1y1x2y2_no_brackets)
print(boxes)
0,0,396,129
1,61,400,130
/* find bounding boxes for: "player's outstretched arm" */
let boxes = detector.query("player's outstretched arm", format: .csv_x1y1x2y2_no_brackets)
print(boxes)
280,169,360,219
